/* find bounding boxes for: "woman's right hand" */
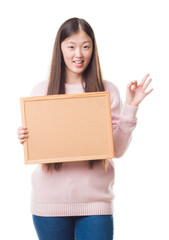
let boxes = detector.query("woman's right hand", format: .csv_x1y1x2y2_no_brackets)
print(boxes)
17,126,28,144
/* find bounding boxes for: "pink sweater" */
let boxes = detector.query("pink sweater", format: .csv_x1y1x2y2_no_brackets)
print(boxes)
30,80,138,216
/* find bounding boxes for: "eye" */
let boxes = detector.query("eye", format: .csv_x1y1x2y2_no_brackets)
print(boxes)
68,46,74,49
83,45,89,49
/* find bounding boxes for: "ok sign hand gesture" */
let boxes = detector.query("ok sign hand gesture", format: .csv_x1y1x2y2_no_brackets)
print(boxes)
126,73,153,106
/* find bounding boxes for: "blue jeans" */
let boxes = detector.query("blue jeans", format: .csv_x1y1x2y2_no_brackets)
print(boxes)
32,214,114,240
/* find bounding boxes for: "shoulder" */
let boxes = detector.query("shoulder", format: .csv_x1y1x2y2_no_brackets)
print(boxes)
30,80,49,97
103,80,122,110
103,79,120,98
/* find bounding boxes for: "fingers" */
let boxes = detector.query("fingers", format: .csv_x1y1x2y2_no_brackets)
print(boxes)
145,88,153,96
131,81,138,91
127,81,138,91
139,73,153,94
143,78,152,91
139,73,150,87
18,134,28,139
140,74,153,95
17,126,28,144
18,126,27,131
17,126,27,134
20,139,26,144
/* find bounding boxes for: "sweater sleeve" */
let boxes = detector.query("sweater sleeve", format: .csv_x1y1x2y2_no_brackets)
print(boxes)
104,80,138,158
29,80,48,97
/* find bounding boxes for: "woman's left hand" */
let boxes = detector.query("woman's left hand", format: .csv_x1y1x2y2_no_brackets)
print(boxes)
126,73,153,106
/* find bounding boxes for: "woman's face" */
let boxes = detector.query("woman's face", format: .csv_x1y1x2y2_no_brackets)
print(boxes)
61,29,93,79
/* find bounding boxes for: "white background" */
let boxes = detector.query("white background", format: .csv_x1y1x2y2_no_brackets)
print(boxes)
0,0,168,239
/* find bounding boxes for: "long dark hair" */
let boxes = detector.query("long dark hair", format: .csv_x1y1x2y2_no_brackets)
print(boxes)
42,17,108,172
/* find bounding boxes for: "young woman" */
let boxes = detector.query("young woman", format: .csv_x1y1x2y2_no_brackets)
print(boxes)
17,18,153,240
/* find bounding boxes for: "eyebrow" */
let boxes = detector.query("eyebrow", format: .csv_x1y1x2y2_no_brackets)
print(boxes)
65,40,91,45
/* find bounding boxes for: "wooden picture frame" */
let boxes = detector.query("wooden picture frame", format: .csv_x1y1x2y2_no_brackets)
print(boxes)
20,91,114,164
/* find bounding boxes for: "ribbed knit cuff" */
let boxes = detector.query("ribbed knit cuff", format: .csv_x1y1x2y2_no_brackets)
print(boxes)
123,102,138,120
31,201,113,217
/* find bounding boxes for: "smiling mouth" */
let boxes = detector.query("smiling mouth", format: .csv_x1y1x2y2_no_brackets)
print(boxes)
73,60,84,64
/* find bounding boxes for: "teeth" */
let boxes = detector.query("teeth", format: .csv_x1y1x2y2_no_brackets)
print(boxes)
74,61,83,63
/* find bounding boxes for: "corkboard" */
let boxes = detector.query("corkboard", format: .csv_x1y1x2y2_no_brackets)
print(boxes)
20,92,114,164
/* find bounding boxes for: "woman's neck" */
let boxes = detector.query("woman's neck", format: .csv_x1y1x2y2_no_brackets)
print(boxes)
65,70,84,85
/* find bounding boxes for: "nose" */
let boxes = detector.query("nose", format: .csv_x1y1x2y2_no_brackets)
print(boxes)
75,47,83,58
